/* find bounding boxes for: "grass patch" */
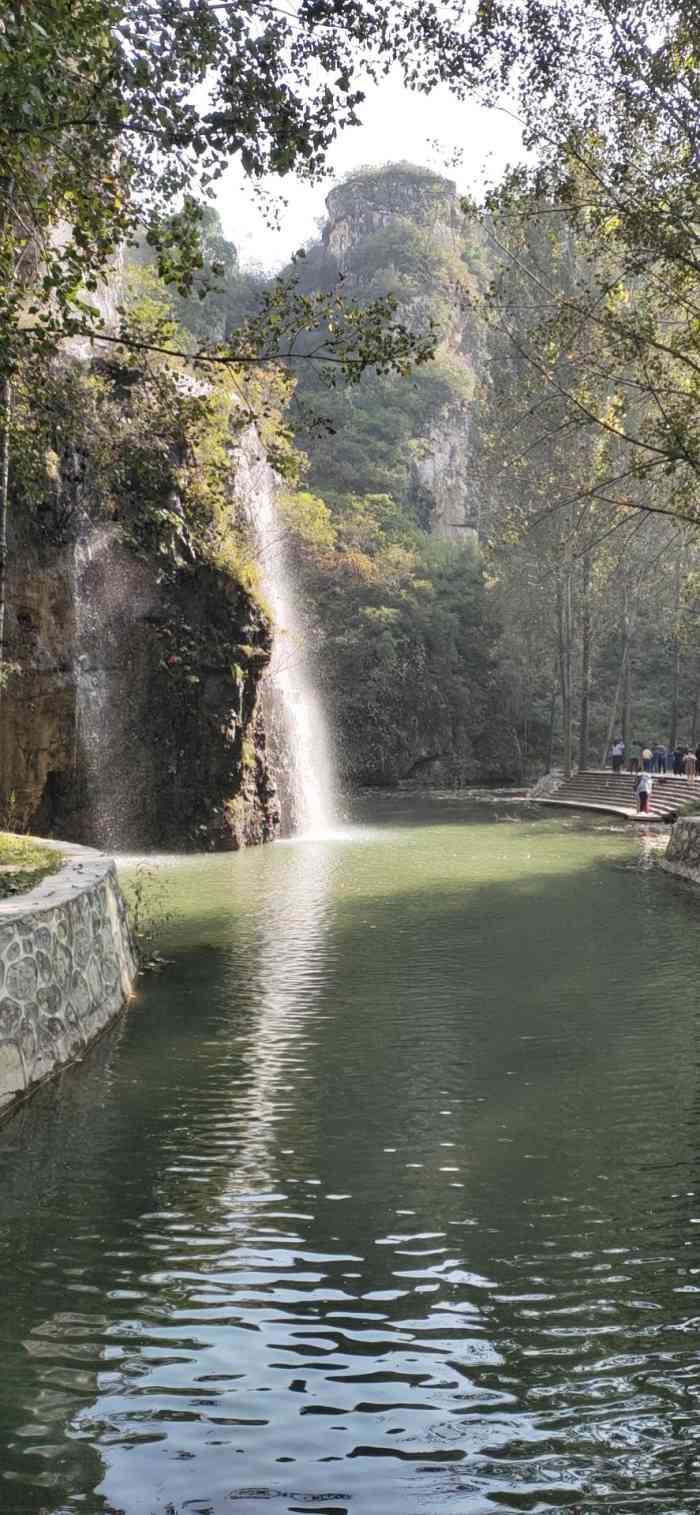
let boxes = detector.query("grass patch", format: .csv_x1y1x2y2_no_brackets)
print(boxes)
0,833,63,899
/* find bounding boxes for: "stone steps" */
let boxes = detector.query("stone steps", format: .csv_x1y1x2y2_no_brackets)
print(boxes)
532,769,697,821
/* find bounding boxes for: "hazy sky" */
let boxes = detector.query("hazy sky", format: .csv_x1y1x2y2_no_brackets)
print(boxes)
214,71,524,272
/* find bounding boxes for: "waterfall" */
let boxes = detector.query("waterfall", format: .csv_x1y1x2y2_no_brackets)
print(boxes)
73,524,146,850
236,432,338,837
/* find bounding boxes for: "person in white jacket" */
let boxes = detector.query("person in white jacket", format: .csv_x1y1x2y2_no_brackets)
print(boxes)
636,771,653,813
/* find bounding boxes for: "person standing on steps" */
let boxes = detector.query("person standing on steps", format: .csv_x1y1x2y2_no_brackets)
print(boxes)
683,748,697,780
637,770,653,812
611,738,625,773
642,746,653,773
652,744,666,773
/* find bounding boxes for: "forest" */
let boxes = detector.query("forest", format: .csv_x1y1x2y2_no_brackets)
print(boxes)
156,157,700,787
1,0,699,790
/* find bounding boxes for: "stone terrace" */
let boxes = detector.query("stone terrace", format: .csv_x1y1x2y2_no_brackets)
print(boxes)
531,769,696,821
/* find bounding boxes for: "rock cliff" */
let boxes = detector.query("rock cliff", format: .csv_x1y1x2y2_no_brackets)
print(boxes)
0,368,279,851
321,165,487,542
290,165,515,789
323,166,465,272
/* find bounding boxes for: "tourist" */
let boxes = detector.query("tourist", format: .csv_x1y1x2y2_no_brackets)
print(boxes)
674,746,685,775
611,738,625,773
641,746,653,773
628,748,640,775
695,742,700,771
683,749,697,780
652,744,666,773
637,770,653,813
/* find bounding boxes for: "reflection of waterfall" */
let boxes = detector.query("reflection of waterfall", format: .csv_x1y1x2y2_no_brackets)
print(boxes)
225,839,333,1196
236,432,338,836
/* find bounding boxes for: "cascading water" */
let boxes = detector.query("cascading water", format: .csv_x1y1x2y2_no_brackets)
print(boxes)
237,432,339,837
72,523,146,849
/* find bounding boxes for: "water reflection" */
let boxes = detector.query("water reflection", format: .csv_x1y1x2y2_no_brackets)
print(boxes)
2,803,700,1513
224,838,334,1194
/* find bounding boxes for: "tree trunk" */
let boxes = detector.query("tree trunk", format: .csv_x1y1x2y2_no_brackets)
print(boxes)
546,669,557,773
669,640,680,750
600,641,627,768
622,632,632,759
669,543,682,749
578,551,592,770
691,673,700,747
557,571,573,776
0,376,11,699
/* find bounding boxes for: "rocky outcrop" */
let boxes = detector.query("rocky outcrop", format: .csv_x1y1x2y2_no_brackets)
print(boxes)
410,408,481,543
332,679,518,791
324,165,464,269
322,166,487,543
0,414,279,851
295,166,513,790
0,840,136,1117
661,815,700,882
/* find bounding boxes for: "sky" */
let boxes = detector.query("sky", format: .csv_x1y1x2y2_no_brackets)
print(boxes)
213,71,524,273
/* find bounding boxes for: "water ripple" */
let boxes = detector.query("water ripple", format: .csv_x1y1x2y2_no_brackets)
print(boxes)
2,801,700,1512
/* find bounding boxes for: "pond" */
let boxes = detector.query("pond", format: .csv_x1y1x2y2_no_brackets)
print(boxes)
1,795,700,1514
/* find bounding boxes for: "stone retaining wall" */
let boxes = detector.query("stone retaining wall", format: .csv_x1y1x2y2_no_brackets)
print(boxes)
660,815,700,884
0,841,136,1116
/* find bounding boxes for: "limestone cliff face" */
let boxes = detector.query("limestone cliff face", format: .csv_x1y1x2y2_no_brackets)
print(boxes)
322,166,487,543
409,411,481,544
0,437,279,851
291,166,514,789
324,167,464,270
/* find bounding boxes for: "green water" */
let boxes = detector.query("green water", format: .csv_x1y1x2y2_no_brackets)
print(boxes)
2,795,700,1515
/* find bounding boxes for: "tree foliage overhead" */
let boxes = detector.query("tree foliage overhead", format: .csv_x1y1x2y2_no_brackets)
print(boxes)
461,0,700,525
0,0,480,376
447,0,700,774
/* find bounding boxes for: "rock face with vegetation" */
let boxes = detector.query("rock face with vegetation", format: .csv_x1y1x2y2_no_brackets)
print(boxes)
281,165,514,787
662,818,700,884
0,356,280,849
305,165,486,541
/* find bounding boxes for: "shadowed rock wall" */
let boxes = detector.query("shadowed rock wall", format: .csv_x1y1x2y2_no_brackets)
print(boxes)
0,507,279,851
661,816,700,883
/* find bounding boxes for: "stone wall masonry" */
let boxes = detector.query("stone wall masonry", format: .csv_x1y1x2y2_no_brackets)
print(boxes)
660,815,700,884
0,840,136,1117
